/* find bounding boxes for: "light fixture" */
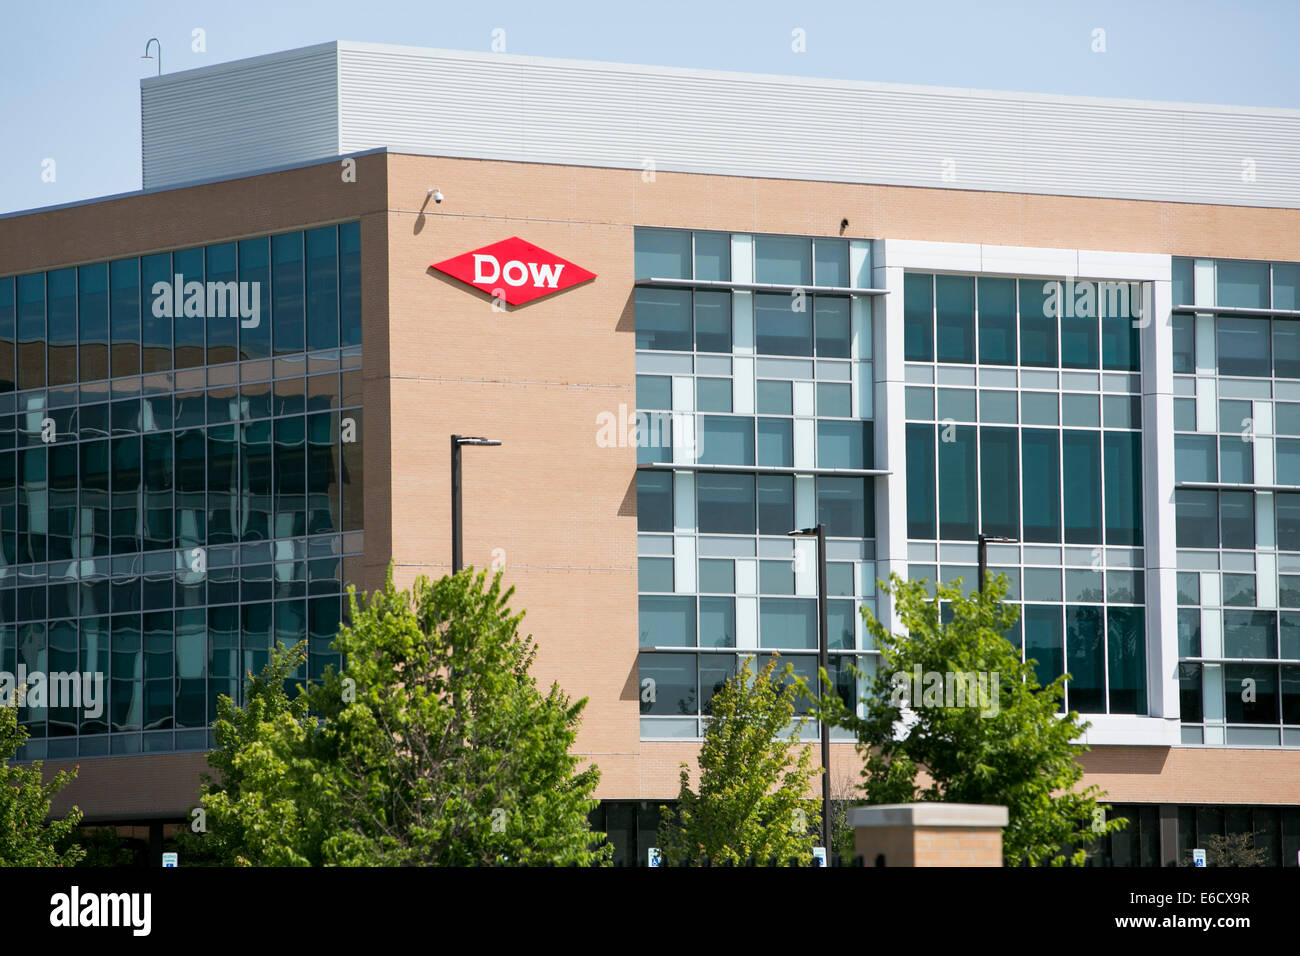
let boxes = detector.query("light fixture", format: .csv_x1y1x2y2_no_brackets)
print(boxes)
141,38,161,76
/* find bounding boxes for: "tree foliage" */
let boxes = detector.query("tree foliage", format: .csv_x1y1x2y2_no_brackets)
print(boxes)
657,656,821,866
0,705,85,867
193,568,608,866
815,573,1125,866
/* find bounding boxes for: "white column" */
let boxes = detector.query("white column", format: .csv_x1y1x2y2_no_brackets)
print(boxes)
875,242,909,634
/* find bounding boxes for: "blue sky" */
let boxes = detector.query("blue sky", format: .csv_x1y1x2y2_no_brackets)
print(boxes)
3,0,1298,214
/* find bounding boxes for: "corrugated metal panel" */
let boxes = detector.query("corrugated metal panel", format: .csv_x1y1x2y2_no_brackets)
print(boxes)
141,42,340,190
149,40,1300,208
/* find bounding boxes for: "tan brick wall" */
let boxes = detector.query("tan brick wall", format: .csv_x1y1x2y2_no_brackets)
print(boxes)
854,824,1003,867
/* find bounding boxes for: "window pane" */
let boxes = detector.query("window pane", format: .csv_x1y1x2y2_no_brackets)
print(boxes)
757,475,794,534
817,382,851,418
937,424,977,540
1020,429,1060,542
1222,572,1256,607
817,420,870,469
1278,439,1300,485
1217,260,1270,309
305,226,340,352
701,655,738,716
694,232,730,282
1024,604,1063,687
635,229,690,280
980,390,1017,424
1279,492,1300,551
700,597,736,647
0,277,13,392
813,239,848,287
814,296,851,358
204,243,239,365
904,273,934,362
17,273,45,390
1178,608,1202,657
1217,317,1270,377
1066,605,1105,713
937,388,976,422
636,471,673,532
1172,314,1196,373
756,380,792,415
1060,301,1099,369
697,473,754,534
1225,664,1277,723
1108,606,1146,714
977,276,1016,365
817,476,871,538
1175,434,1217,483
698,559,735,593
1224,610,1276,658
339,220,362,348
755,236,811,286
635,287,692,351
1274,319,1300,379
238,238,272,360
755,292,811,356
935,275,975,364
1219,435,1252,484
1220,490,1255,550
1172,258,1194,307
1104,431,1142,546
1062,430,1102,544
980,427,1019,539
637,374,672,410
906,386,934,420
46,268,76,387
1101,290,1141,371
1019,279,1058,367
699,416,754,465
906,423,936,539
639,596,696,647
1021,392,1057,426
638,557,673,592
1176,490,1219,548
172,247,204,368
694,290,731,352
638,653,696,715
757,418,793,467
1062,393,1099,427
760,560,794,595
759,597,816,649
696,378,732,412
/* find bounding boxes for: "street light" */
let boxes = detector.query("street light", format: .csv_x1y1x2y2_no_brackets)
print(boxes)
450,435,501,573
141,38,161,76
788,523,831,860
977,532,1017,594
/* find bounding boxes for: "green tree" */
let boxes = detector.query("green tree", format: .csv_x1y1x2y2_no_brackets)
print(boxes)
657,656,821,866
815,573,1125,866
0,705,85,867
1184,832,1269,867
192,567,609,866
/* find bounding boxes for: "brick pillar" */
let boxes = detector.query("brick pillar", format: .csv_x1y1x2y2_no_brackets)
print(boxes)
849,803,1008,867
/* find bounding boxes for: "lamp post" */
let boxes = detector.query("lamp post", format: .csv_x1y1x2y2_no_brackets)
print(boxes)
450,435,501,572
141,38,162,76
977,532,1017,594
788,523,830,860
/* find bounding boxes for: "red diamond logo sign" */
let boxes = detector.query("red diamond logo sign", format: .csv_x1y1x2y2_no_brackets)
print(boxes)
430,237,596,306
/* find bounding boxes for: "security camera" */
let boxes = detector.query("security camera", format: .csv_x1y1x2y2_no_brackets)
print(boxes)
428,188,444,204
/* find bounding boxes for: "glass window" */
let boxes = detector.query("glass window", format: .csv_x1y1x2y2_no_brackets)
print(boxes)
1101,292,1141,372
755,236,811,286
339,220,362,349
140,253,173,373
1224,610,1276,659
817,383,851,418
759,597,816,649
638,652,696,716
977,276,1016,365
698,559,735,593
305,226,340,352
637,374,672,410
936,388,976,422
1103,394,1140,429
1172,258,1194,307
1275,263,1300,312
757,418,793,468
759,559,795,595
1219,490,1254,550
636,471,673,532
700,597,736,647
1225,664,1278,724
1062,393,1099,428
1107,606,1146,714
980,427,1019,539
979,390,1017,424
1178,607,1202,656
1217,260,1270,310
1280,577,1300,609
817,420,870,469
1175,490,1219,548
1021,392,1057,426
1281,612,1300,657
1222,572,1256,607
1274,319,1300,379
1279,403,1300,436
638,596,696,647
756,380,792,415
696,378,732,412
46,268,76,387
1024,604,1064,688
1023,567,1062,602
238,237,272,360
17,273,45,390
813,239,849,287
906,423,936,539
694,290,731,352
1172,314,1196,373
814,296,851,358
1062,431,1102,544
635,288,692,351
1175,434,1218,483
757,475,794,534
904,273,934,362
204,242,239,366
1277,439,1300,485
935,275,975,364
171,247,204,368
1217,317,1270,377
694,233,730,282
817,476,871,538
0,276,13,393
699,416,754,465
1019,279,1058,367
635,229,691,280
1173,398,1196,432
1219,435,1252,484
1103,431,1142,546
905,387,934,420
1066,605,1105,713
754,292,812,356
697,473,755,534
1277,492,1300,551
938,425,977,540
1060,303,1100,369
1021,429,1060,542
638,557,673,592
